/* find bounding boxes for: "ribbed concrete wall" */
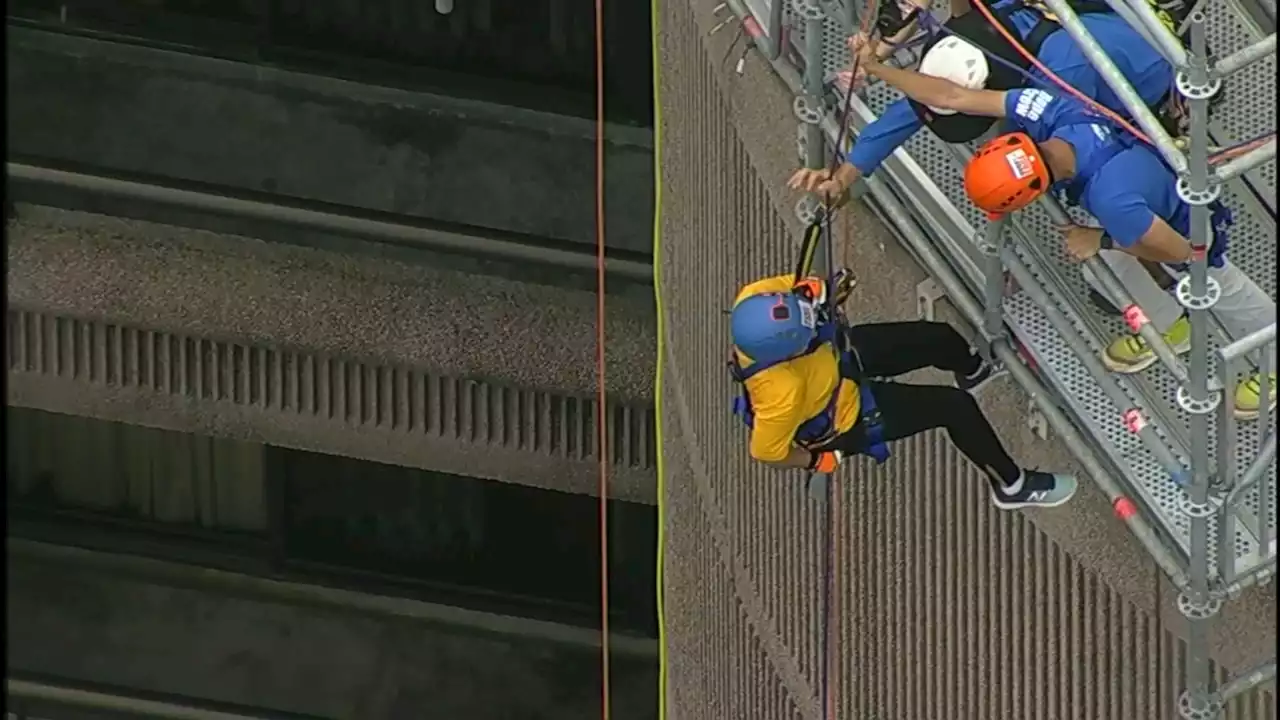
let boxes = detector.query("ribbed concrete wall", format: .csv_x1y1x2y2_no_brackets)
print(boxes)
655,0,1276,718
6,207,657,500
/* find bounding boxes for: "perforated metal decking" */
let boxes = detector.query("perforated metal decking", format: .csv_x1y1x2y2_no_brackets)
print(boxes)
723,0,1277,715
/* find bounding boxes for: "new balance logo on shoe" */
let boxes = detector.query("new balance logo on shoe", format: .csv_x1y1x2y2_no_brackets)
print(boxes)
1027,490,1051,503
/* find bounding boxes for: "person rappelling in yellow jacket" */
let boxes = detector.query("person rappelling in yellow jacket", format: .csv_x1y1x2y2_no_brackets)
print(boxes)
730,271,1079,509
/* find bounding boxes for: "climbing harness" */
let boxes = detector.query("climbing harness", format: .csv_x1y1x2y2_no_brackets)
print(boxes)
728,308,892,462
728,249,892,464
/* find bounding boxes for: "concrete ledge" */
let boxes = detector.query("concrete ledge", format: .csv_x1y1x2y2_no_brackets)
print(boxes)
6,206,656,402
7,539,658,659
6,26,655,254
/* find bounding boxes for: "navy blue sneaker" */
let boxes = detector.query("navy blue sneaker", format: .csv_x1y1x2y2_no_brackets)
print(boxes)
992,470,1078,510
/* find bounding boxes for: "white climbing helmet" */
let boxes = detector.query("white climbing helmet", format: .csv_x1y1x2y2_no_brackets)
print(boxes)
918,35,990,115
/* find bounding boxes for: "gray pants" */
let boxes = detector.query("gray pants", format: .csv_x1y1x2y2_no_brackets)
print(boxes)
1081,249,1276,373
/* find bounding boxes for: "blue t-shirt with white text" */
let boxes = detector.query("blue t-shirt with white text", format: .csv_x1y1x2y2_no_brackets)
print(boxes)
1001,88,1192,249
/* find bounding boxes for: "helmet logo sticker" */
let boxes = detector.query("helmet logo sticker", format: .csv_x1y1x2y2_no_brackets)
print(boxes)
1005,148,1035,180
796,299,817,330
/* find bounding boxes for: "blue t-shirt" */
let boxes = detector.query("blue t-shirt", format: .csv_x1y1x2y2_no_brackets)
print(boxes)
848,4,1173,175
1003,88,1193,251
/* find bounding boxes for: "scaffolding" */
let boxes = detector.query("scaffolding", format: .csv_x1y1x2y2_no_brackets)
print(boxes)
719,0,1276,716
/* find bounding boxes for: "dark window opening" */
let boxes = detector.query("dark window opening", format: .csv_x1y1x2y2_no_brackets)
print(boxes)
6,407,658,637
6,0,655,127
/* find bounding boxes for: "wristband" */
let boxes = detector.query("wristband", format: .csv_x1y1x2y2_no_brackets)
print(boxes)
1099,233,1114,251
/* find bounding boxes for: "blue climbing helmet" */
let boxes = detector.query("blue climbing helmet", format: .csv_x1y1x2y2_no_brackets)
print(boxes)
730,292,817,366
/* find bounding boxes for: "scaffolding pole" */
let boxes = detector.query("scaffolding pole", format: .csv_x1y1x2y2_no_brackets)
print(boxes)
1215,137,1277,182
1176,10,1224,719
1213,32,1277,77
1213,325,1274,589
1118,0,1191,67
1218,661,1278,703
1000,244,1193,485
1039,0,1190,175
979,218,1009,361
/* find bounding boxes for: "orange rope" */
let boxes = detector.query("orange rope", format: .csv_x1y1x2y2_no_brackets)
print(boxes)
594,0,612,717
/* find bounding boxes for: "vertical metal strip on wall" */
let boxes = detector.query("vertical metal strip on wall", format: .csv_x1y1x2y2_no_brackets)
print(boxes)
655,0,1276,717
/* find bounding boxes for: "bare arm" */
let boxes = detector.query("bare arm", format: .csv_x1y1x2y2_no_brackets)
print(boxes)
862,59,1008,117
1124,216,1194,264
950,0,972,17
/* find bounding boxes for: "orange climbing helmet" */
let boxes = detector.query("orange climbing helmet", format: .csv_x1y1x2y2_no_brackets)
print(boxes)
963,132,1052,217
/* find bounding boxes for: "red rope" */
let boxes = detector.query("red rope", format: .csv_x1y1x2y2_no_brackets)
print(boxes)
594,0,612,717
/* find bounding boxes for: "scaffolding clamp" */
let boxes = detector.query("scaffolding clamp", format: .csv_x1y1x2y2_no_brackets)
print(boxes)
915,277,945,322
1177,689,1225,720
1174,67,1223,103
1176,586,1224,621
1178,491,1219,519
795,195,823,226
1174,175,1222,207
1175,273,1221,311
793,95,825,125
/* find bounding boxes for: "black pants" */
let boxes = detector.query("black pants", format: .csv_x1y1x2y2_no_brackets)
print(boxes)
819,321,1020,487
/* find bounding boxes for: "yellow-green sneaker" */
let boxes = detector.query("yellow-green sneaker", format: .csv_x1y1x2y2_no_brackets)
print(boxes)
1102,315,1192,374
1234,372,1277,420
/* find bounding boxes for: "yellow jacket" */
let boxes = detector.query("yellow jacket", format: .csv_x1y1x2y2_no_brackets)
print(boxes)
733,274,861,462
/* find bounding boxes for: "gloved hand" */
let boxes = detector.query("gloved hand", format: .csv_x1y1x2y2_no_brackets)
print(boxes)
810,450,844,474
792,277,828,305
876,0,922,38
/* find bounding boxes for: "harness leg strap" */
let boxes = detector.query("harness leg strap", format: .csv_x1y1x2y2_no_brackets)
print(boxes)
858,384,892,465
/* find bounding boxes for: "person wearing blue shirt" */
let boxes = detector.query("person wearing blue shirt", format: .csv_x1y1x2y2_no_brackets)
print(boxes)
789,0,1174,201
851,40,1277,420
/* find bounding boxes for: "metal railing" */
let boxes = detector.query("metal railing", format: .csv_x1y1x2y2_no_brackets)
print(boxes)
1216,323,1277,594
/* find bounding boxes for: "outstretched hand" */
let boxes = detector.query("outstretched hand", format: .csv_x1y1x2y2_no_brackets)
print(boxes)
854,34,883,70
1056,223,1105,263
787,168,847,206
836,33,873,93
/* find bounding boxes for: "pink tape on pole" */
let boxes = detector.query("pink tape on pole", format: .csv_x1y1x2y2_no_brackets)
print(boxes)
1122,408,1147,434
1113,497,1137,520
1121,305,1149,333
1191,245,1208,261
743,17,764,39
